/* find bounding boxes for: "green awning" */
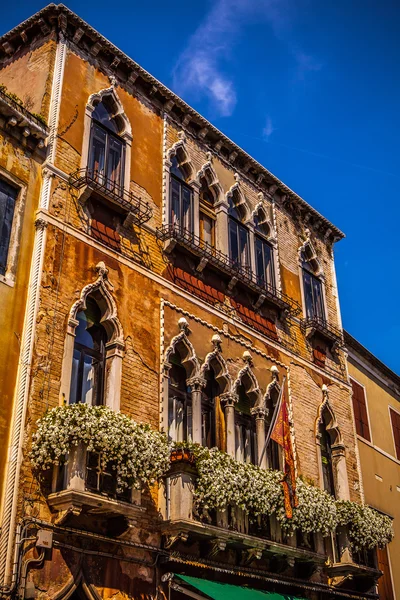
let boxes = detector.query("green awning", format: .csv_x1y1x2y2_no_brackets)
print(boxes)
175,574,305,600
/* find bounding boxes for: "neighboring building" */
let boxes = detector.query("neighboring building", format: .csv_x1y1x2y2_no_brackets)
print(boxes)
346,331,400,600
0,5,392,600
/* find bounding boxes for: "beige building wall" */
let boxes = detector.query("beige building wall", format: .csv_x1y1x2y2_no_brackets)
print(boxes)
346,332,400,597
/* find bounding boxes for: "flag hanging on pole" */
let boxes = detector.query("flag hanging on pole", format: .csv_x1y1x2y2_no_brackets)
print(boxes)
270,389,298,518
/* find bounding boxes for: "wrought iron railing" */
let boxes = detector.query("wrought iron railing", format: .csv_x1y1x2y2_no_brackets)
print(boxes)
0,88,48,132
156,224,301,316
69,168,152,225
301,315,343,344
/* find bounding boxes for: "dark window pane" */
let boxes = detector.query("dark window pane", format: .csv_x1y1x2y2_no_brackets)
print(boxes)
106,136,124,188
170,179,181,226
92,101,119,133
89,125,107,181
312,275,325,319
320,420,335,497
239,225,249,268
170,156,186,180
255,237,264,283
303,270,314,318
229,220,239,266
69,349,81,405
182,186,192,232
0,180,18,275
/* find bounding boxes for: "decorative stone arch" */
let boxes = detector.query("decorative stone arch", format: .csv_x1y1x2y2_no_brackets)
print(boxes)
81,86,132,192
315,385,350,501
226,174,249,222
232,362,262,408
166,133,195,181
59,262,125,411
164,319,200,380
298,230,323,277
200,348,231,395
252,199,276,242
196,158,224,205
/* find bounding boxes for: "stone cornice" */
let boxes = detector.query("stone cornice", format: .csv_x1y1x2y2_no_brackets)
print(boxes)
0,3,344,244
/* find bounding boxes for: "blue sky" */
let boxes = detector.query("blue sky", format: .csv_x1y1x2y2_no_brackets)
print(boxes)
2,0,400,373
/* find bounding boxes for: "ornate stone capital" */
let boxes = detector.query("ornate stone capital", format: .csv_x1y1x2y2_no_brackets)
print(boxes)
251,406,268,420
220,393,238,408
35,217,48,230
187,377,206,391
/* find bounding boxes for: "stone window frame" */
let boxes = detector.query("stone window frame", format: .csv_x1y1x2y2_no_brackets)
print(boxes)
0,167,28,288
81,86,133,194
164,133,196,232
251,198,280,293
298,232,329,323
195,158,223,250
58,261,125,411
315,385,350,501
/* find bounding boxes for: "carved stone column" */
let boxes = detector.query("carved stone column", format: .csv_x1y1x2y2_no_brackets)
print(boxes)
188,377,206,445
191,180,201,239
105,339,125,411
251,406,268,469
221,393,238,457
59,316,79,405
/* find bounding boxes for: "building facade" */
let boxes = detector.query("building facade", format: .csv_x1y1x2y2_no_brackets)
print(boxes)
346,331,400,599
0,5,393,600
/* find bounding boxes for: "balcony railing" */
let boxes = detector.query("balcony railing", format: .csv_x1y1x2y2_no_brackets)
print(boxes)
69,168,152,226
156,224,301,316
301,316,343,347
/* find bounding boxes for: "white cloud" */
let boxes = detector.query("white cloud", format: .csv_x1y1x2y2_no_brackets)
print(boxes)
172,0,321,118
263,116,275,139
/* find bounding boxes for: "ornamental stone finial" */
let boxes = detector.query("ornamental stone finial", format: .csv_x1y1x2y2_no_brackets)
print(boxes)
270,365,279,381
211,333,222,350
243,350,252,365
178,130,186,141
95,261,109,278
178,317,189,334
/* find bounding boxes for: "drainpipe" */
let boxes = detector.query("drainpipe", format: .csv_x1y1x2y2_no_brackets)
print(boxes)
0,33,67,585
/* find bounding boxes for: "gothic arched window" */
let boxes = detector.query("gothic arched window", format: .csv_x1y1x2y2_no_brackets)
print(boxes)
69,297,107,406
88,98,125,190
199,176,216,249
265,387,281,471
254,212,275,291
235,384,256,464
170,156,193,233
302,249,325,321
168,350,192,442
228,191,249,271
319,416,336,497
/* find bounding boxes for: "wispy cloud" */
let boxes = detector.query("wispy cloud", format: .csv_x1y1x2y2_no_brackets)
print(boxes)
172,0,322,118
263,116,275,140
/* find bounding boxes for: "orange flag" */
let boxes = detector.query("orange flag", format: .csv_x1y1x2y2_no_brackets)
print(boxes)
270,392,298,518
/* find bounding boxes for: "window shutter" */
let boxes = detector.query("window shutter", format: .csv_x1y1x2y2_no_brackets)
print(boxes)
0,180,18,275
350,380,371,442
389,408,400,460
377,546,395,600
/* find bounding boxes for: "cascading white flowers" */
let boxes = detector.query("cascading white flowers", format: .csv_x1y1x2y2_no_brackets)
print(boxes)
30,411,394,549
30,403,170,492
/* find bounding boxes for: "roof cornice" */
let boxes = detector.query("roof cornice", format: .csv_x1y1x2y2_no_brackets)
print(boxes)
0,3,344,243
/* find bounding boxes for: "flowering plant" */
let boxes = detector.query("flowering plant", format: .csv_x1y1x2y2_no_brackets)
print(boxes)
30,403,170,492
336,500,394,551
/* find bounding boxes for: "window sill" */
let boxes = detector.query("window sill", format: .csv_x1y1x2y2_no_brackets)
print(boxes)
69,168,152,226
48,488,144,520
0,273,15,288
302,317,343,348
161,518,326,563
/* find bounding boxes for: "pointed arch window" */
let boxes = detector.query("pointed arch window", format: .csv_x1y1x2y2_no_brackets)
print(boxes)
69,297,107,406
302,251,325,320
254,213,275,290
170,156,193,233
235,384,256,464
202,368,218,448
265,387,281,471
228,194,249,271
319,415,336,497
88,98,125,190
169,350,192,442
199,176,216,249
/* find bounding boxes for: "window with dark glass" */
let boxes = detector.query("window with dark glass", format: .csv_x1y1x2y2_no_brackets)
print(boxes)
266,389,281,470
86,451,131,501
228,198,249,271
170,156,193,232
202,368,219,448
88,99,125,190
199,177,215,248
319,418,335,497
302,256,325,320
69,298,106,406
235,384,256,464
0,179,18,276
254,214,275,290
350,379,371,441
169,351,192,442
